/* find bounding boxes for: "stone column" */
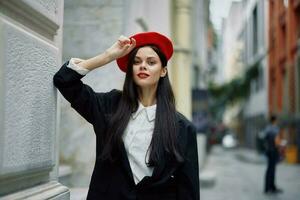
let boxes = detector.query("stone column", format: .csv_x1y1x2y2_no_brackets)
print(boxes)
0,0,69,199
171,0,192,119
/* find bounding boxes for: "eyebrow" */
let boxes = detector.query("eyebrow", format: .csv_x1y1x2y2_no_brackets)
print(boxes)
134,56,158,59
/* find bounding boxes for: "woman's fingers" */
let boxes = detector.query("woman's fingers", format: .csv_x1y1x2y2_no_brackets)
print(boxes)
111,35,136,58
118,35,131,46
126,38,136,52
122,39,136,53
118,37,135,54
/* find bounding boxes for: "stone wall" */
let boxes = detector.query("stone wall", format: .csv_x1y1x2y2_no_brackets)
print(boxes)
0,0,68,199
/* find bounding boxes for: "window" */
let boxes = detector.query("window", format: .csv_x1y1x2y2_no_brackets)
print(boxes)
251,63,264,93
253,6,258,55
193,65,200,88
297,54,300,112
284,0,289,8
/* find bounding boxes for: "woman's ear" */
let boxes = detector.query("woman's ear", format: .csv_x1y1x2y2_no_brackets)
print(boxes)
160,67,167,77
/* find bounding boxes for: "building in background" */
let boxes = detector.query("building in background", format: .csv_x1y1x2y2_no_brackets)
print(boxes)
190,0,212,170
222,1,244,82
190,0,212,132
222,1,245,134
268,0,300,163
218,0,300,163
191,0,210,89
217,0,269,149
217,1,246,142
240,0,269,149
0,0,69,199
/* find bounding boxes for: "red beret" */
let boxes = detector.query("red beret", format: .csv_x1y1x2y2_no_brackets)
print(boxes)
116,32,174,72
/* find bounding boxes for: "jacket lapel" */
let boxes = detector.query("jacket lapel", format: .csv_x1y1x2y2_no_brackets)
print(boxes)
146,118,185,186
152,116,186,183
119,142,136,186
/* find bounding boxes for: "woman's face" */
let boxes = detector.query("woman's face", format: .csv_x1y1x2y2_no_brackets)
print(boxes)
132,46,167,89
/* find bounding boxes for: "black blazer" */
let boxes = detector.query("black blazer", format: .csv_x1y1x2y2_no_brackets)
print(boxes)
53,61,200,200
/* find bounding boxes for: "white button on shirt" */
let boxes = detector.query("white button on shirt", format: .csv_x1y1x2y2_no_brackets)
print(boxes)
67,58,156,184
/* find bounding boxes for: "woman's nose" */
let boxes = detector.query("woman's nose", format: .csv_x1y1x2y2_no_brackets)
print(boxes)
139,61,147,70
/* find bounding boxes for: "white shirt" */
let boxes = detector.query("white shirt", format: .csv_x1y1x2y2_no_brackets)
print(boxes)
67,58,155,184
122,101,156,184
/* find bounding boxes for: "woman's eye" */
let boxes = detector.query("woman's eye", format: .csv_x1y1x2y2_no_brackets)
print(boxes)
133,60,140,64
148,61,156,65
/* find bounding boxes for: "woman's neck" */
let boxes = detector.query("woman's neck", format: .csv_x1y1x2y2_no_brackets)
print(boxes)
137,86,157,107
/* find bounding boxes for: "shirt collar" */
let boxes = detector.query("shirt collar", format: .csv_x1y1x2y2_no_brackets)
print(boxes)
132,100,156,122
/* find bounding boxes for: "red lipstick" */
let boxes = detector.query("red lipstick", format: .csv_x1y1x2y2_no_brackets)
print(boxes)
137,72,149,79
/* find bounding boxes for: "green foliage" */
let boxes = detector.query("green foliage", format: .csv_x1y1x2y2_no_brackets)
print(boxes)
208,55,264,119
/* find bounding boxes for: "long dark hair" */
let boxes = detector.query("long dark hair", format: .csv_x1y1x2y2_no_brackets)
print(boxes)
100,45,184,166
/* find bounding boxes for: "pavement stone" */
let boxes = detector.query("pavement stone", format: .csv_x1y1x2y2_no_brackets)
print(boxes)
70,187,88,200
200,146,300,200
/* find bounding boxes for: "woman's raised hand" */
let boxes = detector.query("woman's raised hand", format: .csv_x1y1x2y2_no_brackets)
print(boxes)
106,35,136,60
75,35,136,71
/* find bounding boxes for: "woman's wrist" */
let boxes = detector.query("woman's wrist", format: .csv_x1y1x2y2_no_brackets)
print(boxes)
103,49,116,63
77,51,113,70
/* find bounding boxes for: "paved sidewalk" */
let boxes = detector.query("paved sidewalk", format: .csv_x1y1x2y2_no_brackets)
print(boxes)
200,146,300,200
70,187,88,200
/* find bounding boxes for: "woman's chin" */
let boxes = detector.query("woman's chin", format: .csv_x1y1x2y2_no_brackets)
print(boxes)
135,82,156,89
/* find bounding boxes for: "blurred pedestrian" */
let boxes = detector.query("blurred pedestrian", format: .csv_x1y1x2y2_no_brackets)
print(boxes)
263,115,283,194
53,32,199,200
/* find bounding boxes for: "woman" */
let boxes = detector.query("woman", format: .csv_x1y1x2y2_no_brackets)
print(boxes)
53,32,199,200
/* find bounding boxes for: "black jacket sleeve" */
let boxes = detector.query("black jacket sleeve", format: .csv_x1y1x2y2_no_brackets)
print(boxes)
176,124,200,200
53,61,113,125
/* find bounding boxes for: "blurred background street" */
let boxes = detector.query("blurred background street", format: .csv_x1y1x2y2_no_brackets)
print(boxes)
200,146,300,200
